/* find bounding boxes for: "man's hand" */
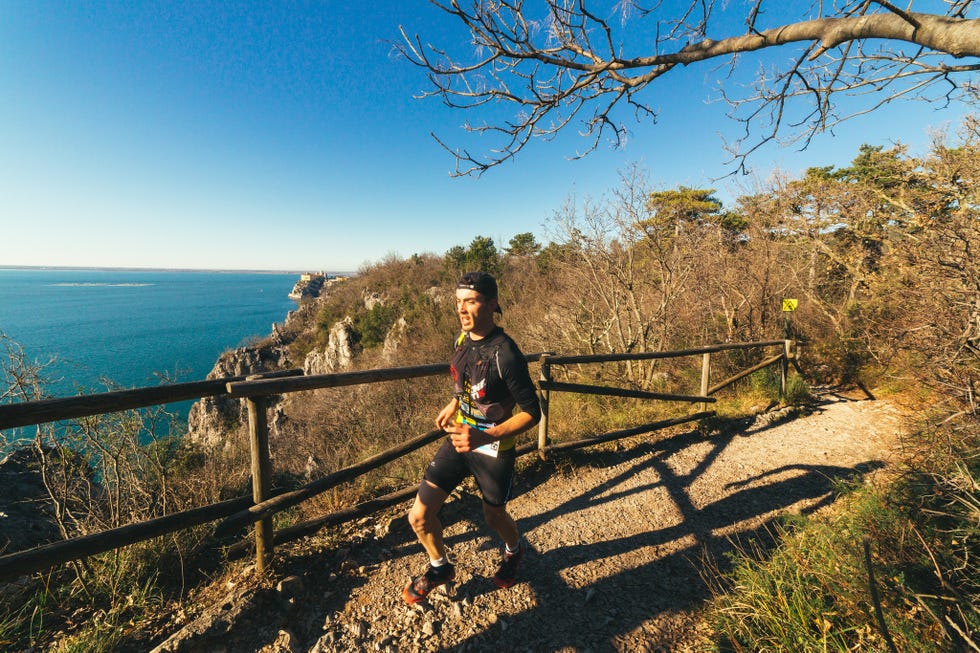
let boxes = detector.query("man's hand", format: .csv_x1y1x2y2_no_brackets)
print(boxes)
444,422,494,453
435,399,459,430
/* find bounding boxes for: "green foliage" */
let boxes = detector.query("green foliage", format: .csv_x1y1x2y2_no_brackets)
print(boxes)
748,367,780,400
639,186,725,242
444,235,501,277
535,240,576,274
352,301,400,349
444,245,467,273
645,186,723,223
0,590,43,651
506,232,541,257
705,417,978,652
783,374,812,405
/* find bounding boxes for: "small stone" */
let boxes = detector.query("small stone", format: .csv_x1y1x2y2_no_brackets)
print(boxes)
276,575,304,598
349,620,368,638
274,629,296,653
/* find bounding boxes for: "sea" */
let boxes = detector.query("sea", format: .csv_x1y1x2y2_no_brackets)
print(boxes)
0,268,311,438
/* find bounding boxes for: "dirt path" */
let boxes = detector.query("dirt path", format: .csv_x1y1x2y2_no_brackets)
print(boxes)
147,392,905,653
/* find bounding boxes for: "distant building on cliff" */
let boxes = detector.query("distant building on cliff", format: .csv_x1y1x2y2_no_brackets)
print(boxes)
289,272,329,301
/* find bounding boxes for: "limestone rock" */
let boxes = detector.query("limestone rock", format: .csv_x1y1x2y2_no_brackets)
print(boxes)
382,317,408,361
288,273,328,301
0,447,65,553
186,343,290,448
303,318,355,375
363,291,384,311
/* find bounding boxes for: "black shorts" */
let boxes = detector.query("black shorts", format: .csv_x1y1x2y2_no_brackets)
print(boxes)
423,437,517,507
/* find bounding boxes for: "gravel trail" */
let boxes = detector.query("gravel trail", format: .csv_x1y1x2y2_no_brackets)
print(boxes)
148,392,904,653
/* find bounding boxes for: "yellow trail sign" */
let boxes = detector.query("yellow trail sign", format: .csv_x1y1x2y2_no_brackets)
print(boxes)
782,298,798,312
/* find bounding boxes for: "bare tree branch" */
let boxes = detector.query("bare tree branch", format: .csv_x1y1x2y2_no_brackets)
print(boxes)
398,1,980,175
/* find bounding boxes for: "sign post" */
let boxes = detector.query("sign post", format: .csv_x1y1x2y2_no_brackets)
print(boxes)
780,299,798,397
781,298,798,339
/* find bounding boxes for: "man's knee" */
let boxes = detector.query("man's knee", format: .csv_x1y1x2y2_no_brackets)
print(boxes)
407,508,426,535
408,481,446,532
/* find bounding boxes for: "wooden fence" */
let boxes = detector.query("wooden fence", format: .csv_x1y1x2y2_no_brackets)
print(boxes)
0,339,797,583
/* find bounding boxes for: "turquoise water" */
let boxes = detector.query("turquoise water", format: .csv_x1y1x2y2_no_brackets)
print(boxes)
0,268,301,423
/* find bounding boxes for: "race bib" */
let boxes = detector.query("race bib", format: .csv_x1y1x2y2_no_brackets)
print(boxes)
473,439,500,458
457,412,499,458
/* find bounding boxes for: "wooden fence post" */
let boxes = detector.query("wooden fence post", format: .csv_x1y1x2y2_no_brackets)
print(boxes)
246,392,274,573
700,352,711,412
780,340,791,399
537,354,551,460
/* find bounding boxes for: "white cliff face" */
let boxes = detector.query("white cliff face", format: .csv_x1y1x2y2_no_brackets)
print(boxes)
288,273,328,301
303,317,356,375
186,342,291,449
382,317,408,362
363,291,384,311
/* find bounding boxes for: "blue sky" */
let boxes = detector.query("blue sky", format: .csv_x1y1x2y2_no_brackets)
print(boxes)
1,2,972,272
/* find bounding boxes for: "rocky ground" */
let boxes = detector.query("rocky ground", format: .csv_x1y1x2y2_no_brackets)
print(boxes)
139,390,905,653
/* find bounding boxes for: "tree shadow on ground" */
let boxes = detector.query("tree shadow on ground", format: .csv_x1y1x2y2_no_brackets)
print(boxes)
141,401,886,651
409,415,887,652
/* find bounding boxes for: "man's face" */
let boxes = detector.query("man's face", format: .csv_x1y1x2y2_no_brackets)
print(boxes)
455,288,497,335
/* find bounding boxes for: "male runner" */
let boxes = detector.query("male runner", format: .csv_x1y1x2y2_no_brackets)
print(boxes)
403,271,541,603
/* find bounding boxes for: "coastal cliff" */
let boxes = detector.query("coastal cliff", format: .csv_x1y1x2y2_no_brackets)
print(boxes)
186,273,365,448
186,340,292,449
287,272,348,301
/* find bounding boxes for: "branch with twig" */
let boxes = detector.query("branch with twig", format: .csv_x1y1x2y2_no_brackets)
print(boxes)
397,1,980,175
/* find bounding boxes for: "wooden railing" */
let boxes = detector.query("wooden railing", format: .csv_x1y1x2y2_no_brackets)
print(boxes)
0,340,797,583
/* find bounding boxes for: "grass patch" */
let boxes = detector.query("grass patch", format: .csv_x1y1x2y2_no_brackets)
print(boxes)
703,416,979,652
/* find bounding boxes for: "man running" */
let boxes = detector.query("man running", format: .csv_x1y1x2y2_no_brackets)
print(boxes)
404,271,541,604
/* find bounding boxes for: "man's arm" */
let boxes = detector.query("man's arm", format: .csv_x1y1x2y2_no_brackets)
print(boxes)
446,410,538,453
485,410,538,440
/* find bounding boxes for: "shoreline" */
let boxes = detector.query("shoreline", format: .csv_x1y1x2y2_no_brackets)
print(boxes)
0,265,321,275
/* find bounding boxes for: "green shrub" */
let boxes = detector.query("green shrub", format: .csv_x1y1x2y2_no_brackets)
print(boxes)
352,302,400,349
783,374,813,405
705,418,979,652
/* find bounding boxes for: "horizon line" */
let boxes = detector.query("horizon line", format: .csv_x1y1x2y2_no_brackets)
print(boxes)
0,265,356,275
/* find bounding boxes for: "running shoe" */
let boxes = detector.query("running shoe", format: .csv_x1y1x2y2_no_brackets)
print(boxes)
403,563,455,604
492,541,526,588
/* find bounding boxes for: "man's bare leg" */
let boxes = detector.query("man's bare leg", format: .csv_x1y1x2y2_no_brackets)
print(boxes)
483,502,519,549
408,480,450,560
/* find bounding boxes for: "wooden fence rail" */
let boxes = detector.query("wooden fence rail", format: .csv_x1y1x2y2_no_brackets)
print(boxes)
0,369,306,430
0,340,796,583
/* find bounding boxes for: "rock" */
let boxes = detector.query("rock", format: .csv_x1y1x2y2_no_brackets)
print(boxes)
381,317,408,361
349,620,368,638
303,317,355,375
276,575,304,599
187,343,290,448
272,629,297,653
288,273,329,301
364,291,384,311
0,446,96,558
310,631,336,651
